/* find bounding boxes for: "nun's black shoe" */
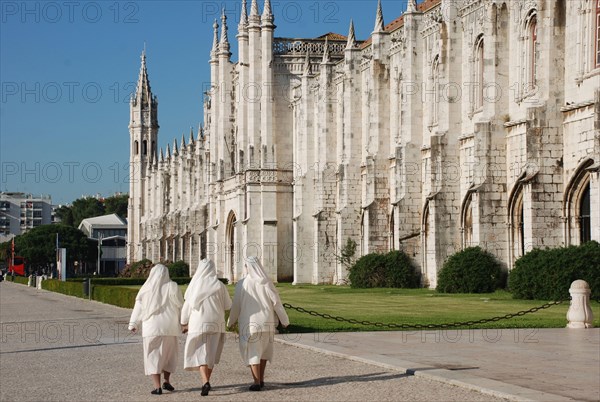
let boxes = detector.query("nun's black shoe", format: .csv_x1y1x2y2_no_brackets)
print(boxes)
201,382,211,396
249,384,261,391
151,388,162,395
162,382,175,392
260,381,265,389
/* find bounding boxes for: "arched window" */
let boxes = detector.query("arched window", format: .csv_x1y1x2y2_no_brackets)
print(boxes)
389,209,395,251
473,35,484,109
432,56,440,125
508,184,526,267
462,196,473,248
142,140,148,156
226,211,237,281
564,160,594,245
580,183,591,243
526,12,538,90
134,140,139,155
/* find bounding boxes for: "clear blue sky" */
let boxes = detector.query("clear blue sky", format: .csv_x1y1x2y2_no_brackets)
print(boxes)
1,0,410,205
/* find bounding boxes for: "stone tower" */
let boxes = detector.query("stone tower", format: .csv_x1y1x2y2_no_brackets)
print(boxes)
128,50,159,263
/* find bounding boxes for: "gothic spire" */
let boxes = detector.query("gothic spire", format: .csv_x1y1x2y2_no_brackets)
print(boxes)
262,0,273,19
211,19,219,59
135,48,152,105
181,133,187,149
220,9,230,50
189,127,195,144
239,0,248,30
250,0,259,18
346,19,357,49
173,138,179,156
166,144,171,159
160,148,165,163
322,37,330,64
152,148,159,167
407,0,417,13
374,0,384,33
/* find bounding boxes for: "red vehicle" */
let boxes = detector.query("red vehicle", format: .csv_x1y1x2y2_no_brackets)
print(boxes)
9,256,26,276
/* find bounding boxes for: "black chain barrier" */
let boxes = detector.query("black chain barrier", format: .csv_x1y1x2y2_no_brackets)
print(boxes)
282,300,566,330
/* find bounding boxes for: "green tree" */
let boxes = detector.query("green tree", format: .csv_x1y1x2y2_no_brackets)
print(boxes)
71,197,105,228
14,225,96,271
54,205,74,226
104,194,129,219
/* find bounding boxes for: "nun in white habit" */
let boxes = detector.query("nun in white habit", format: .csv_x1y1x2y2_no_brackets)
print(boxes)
227,256,289,391
128,264,184,395
181,259,232,396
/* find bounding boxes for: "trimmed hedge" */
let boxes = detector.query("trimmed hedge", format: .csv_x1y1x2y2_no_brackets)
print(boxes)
349,250,421,288
91,285,138,308
41,279,85,298
13,276,29,285
437,247,505,293
40,277,194,308
70,277,192,286
509,241,600,300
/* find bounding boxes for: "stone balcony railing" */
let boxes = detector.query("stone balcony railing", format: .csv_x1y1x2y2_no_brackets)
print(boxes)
273,37,347,56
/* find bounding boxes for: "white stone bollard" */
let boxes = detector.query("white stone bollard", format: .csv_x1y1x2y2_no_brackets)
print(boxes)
566,280,594,329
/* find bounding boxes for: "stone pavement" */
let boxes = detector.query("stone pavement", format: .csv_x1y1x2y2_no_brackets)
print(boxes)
276,327,600,402
0,281,597,402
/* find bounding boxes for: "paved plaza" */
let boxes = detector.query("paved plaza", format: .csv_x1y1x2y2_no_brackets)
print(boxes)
1,282,598,401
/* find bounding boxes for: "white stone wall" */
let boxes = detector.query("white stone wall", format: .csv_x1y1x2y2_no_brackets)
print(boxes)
129,0,599,287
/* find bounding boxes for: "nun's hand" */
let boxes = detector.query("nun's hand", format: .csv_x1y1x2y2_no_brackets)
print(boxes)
181,324,188,334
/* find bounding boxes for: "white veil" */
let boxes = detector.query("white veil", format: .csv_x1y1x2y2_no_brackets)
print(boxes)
135,264,172,321
184,259,222,310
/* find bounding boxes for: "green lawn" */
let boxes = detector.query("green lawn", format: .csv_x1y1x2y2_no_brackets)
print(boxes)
121,283,600,333
273,285,600,333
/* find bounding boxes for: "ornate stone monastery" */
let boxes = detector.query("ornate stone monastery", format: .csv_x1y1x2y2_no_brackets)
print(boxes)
128,0,599,286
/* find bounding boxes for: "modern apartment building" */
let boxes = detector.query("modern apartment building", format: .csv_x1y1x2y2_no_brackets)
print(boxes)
0,192,55,242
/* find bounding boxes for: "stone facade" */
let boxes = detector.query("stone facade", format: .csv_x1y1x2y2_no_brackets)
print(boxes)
128,0,600,286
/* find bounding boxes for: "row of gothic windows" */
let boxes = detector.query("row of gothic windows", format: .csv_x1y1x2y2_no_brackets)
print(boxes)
383,167,593,263
430,2,599,121
133,140,156,158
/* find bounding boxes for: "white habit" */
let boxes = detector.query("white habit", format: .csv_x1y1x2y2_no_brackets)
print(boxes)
227,257,289,365
181,259,232,370
129,264,183,375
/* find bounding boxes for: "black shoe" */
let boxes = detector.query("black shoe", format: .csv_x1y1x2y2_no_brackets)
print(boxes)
162,382,175,392
151,388,162,395
249,384,261,391
260,381,265,389
201,382,211,396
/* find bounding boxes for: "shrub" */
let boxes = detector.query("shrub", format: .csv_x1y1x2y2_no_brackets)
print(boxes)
437,247,505,293
349,250,420,288
167,260,189,278
384,250,421,288
119,259,153,278
509,241,600,300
